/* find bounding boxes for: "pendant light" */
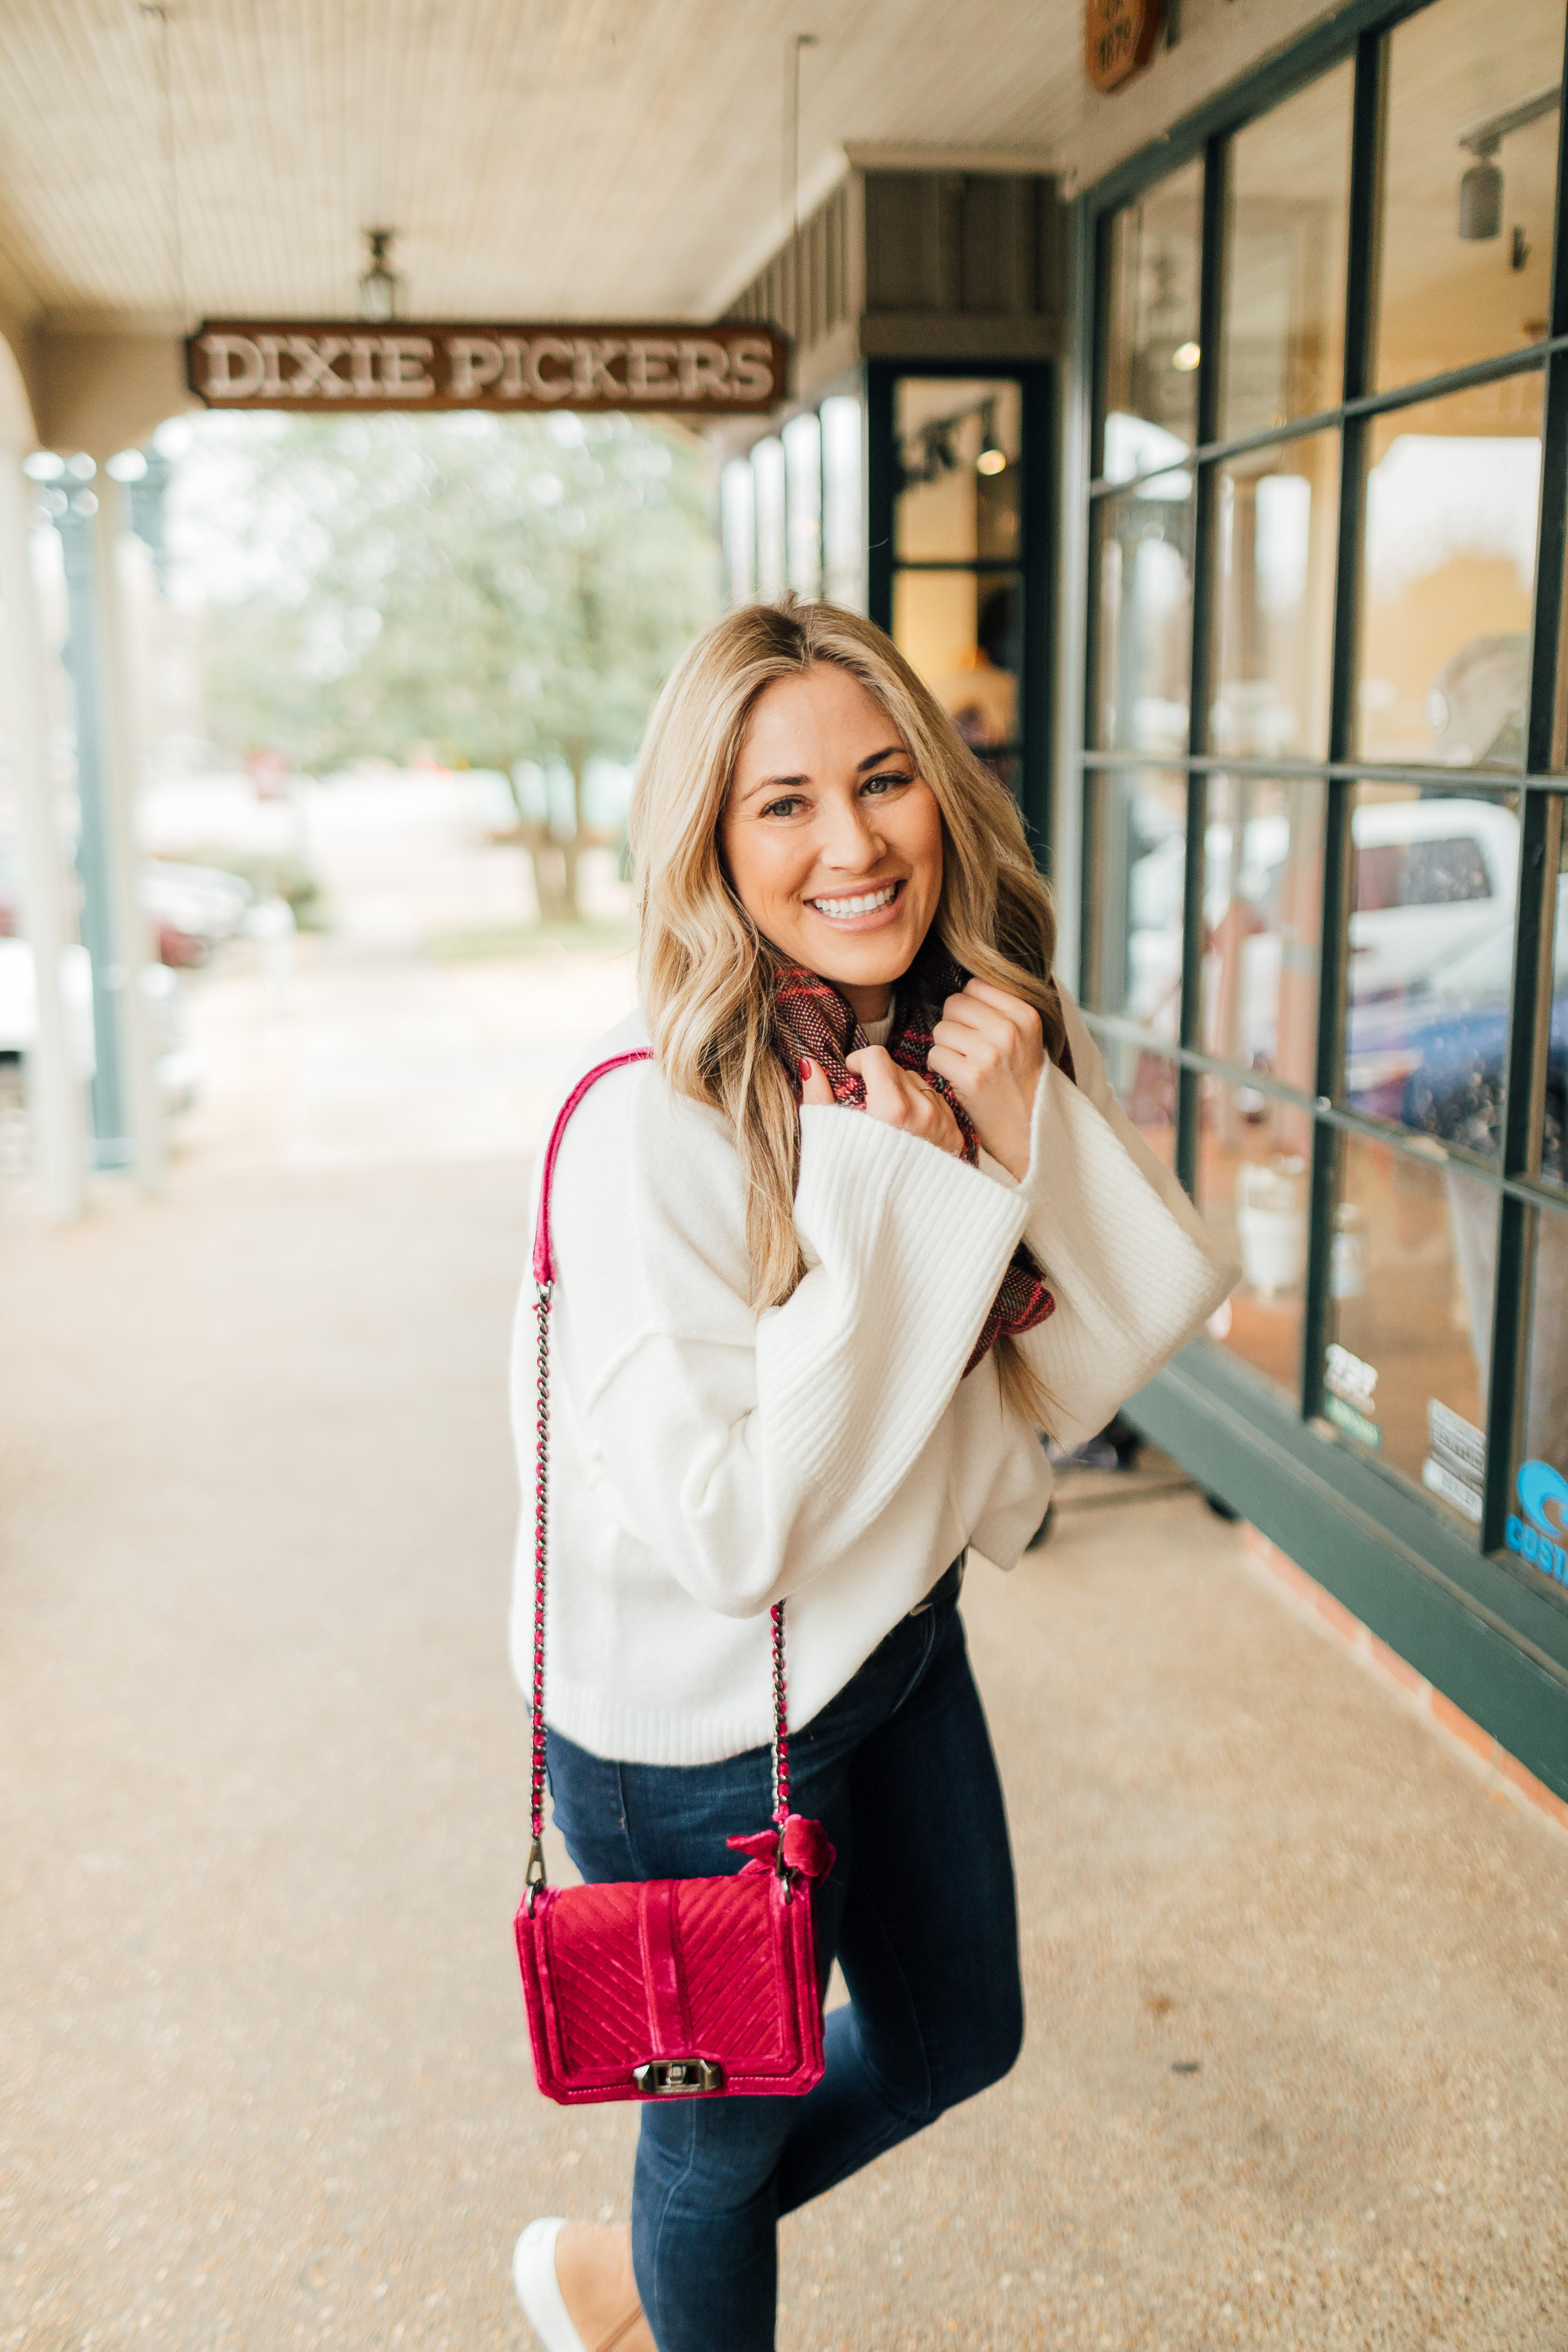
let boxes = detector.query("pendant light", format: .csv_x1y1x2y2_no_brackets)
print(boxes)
358,229,406,322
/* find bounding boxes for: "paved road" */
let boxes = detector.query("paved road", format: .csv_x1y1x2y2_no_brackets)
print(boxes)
4,1149,1567,2352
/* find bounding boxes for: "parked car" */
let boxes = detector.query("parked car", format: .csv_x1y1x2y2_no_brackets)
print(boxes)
1,838,252,969
0,937,96,1072
1346,878,1568,1175
139,858,252,967
1346,795,1518,1000
0,936,201,1116
0,836,214,1114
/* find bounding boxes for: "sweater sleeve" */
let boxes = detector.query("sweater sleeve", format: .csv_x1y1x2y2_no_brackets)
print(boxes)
1002,992,1238,1447
545,1076,1030,1620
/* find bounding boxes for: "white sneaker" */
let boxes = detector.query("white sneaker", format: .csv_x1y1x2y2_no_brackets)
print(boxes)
513,2218,584,2352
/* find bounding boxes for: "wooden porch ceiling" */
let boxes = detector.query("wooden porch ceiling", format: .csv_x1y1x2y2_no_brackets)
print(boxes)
0,0,1078,334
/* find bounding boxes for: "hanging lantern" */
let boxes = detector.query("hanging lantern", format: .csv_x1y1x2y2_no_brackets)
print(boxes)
358,229,405,323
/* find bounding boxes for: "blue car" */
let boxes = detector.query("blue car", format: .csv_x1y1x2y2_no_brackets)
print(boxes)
1345,890,1568,1174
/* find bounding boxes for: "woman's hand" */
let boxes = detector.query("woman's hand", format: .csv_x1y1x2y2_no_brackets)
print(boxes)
927,979,1045,1180
800,1050,965,1159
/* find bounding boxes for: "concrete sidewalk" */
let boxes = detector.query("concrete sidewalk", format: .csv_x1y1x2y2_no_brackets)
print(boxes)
3,1153,1567,2352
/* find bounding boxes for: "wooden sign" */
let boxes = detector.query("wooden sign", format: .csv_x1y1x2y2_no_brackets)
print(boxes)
185,320,788,415
1085,0,1162,91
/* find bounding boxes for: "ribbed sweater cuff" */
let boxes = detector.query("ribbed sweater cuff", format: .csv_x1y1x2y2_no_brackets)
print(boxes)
795,1105,1029,1353
1017,1059,1232,1332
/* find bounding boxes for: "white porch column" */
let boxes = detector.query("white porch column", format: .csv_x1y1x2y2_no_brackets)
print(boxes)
94,472,166,1193
0,452,87,1218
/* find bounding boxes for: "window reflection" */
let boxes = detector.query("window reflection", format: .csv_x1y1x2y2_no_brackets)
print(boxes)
1343,785,1520,1159
1220,62,1353,438
1097,1034,1178,1168
894,380,1021,562
1202,774,1323,1091
1375,0,1565,392
783,411,822,598
1211,433,1339,761
1199,1073,1308,1396
1356,373,1543,766
1085,769,1186,1039
1325,1132,1492,1530
1102,159,1204,478
1092,472,1195,754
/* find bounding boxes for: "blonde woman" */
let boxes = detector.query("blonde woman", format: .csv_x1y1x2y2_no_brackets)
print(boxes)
510,600,1232,2352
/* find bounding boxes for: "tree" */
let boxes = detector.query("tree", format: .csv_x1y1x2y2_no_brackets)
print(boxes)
186,408,719,915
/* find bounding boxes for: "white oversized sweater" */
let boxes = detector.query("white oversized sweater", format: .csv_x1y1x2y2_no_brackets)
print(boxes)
508,990,1234,1764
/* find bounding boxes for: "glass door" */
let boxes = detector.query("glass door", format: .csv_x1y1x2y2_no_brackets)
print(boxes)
868,363,1052,855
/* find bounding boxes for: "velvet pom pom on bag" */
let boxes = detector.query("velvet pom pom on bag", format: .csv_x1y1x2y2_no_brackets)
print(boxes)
513,1052,834,2105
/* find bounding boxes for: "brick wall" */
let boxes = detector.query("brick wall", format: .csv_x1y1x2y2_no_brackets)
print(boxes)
1240,1524,1568,1841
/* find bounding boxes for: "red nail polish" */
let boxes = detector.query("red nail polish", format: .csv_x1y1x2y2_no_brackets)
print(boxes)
799,1058,812,1081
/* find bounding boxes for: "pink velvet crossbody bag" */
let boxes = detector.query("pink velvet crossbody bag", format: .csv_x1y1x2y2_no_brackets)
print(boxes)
513,1051,832,2106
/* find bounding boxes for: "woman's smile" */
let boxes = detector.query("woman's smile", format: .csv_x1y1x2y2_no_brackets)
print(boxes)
807,877,906,928
722,664,945,1021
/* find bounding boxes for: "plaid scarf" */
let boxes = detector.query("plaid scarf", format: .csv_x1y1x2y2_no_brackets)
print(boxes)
772,939,1055,1375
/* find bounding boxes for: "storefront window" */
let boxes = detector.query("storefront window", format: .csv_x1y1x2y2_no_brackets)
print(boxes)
1084,768,1186,1037
1220,62,1354,438
821,395,865,610
783,411,822,598
1092,472,1195,755
752,436,786,602
1374,0,1565,393
1101,159,1204,479
1342,783,1520,1156
1078,0,1568,1767
721,459,756,607
1201,773,1323,1091
1324,1131,1493,1528
1356,374,1544,767
1210,433,1339,761
724,404,858,612
1199,1073,1310,1394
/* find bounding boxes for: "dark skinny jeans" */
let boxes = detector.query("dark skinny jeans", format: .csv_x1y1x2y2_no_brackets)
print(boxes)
544,1562,1024,2352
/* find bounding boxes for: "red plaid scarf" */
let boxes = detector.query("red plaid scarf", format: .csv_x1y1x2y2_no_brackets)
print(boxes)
772,939,1056,1375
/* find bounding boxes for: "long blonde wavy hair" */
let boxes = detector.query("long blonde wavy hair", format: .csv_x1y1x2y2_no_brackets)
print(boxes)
629,598,1064,1424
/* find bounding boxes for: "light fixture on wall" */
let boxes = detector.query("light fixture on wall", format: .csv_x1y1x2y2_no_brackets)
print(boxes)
976,399,1007,474
358,228,405,321
1171,340,1201,372
1457,87,1560,241
1458,145,1504,241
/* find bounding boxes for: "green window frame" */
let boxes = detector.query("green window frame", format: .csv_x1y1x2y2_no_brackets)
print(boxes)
1069,0,1568,1797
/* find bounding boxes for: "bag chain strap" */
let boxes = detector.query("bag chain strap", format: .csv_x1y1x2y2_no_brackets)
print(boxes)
525,1270,791,1913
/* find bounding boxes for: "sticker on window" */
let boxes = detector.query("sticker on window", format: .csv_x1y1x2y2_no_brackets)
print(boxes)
1323,1342,1381,1446
1422,1399,1483,1524
1505,1460,1568,1589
